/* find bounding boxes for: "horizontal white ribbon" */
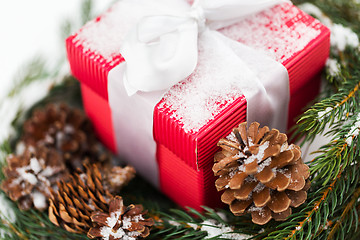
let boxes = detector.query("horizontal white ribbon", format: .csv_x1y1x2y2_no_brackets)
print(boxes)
107,0,290,187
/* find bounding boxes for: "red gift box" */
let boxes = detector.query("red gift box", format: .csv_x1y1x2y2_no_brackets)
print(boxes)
66,1,330,210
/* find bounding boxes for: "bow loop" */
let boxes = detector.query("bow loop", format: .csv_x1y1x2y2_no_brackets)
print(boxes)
120,0,291,95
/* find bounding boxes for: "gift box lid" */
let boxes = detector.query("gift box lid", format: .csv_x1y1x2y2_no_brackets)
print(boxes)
66,1,330,171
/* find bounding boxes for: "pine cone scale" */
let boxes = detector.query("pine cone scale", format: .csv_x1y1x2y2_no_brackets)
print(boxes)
255,166,275,183
229,199,252,215
251,206,272,225
253,188,271,208
234,181,257,200
267,192,291,214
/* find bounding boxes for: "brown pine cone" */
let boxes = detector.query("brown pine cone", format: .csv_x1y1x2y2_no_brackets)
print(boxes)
1,146,68,211
213,122,310,225
22,103,110,170
102,166,136,194
48,164,113,233
88,196,154,240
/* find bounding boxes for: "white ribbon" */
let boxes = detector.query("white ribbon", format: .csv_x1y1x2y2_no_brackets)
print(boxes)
121,0,290,95
108,0,291,187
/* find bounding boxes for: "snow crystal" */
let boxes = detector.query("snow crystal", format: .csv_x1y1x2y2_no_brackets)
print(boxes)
32,191,47,210
122,216,133,229
299,3,332,27
317,107,334,121
44,134,55,144
226,132,237,142
244,142,269,165
257,157,271,173
326,58,341,76
0,194,16,223
253,182,266,193
277,168,291,178
216,212,228,222
15,142,26,155
280,142,289,152
248,206,264,213
30,158,42,174
16,167,38,185
331,24,359,52
245,175,257,183
187,223,198,230
100,210,141,240
41,166,56,177
201,220,252,240
235,152,246,159
345,113,360,146
221,3,322,63
0,76,60,143
64,125,75,134
106,211,122,228
158,32,246,133
167,220,181,227
74,0,190,61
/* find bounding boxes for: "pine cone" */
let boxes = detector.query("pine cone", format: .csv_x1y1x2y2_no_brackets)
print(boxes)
22,103,110,170
102,166,136,194
48,164,113,233
213,122,310,225
1,146,68,211
87,196,154,240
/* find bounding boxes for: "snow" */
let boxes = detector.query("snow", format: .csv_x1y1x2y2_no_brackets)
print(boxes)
317,107,334,121
257,158,271,173
75,0,189,61
201,220,252,240
0,194,16,223
30,157,42,175
16,167,38,185
187,223,198,230
32,190,47,210
158,32,247,133
100,210,142,240
167,220,181,227
253,182,266,193
0,77,65,143
331,24,359,52
221,3,322,63
326,58,341,77
345,113,360,146
244,142,269,165
226,132,237,142
299,3,359,53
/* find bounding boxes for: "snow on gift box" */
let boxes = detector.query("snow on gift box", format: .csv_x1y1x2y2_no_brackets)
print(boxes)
66,0,330,210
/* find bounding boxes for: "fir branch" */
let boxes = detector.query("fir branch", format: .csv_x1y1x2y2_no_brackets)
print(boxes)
294,75,360,144
7,57,51,98
327,186,360,239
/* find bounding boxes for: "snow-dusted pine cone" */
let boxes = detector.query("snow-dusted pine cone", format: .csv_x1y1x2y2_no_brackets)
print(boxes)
102,166,136,194
49,164,113,233
1,146,68,211
213,122,310,225
22,103,109,170
88,196,154,240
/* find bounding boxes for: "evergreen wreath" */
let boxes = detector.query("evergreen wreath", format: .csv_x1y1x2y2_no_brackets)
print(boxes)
1,0,360,239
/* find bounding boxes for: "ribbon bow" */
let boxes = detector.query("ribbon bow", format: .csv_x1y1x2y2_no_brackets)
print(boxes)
121,0,290,95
